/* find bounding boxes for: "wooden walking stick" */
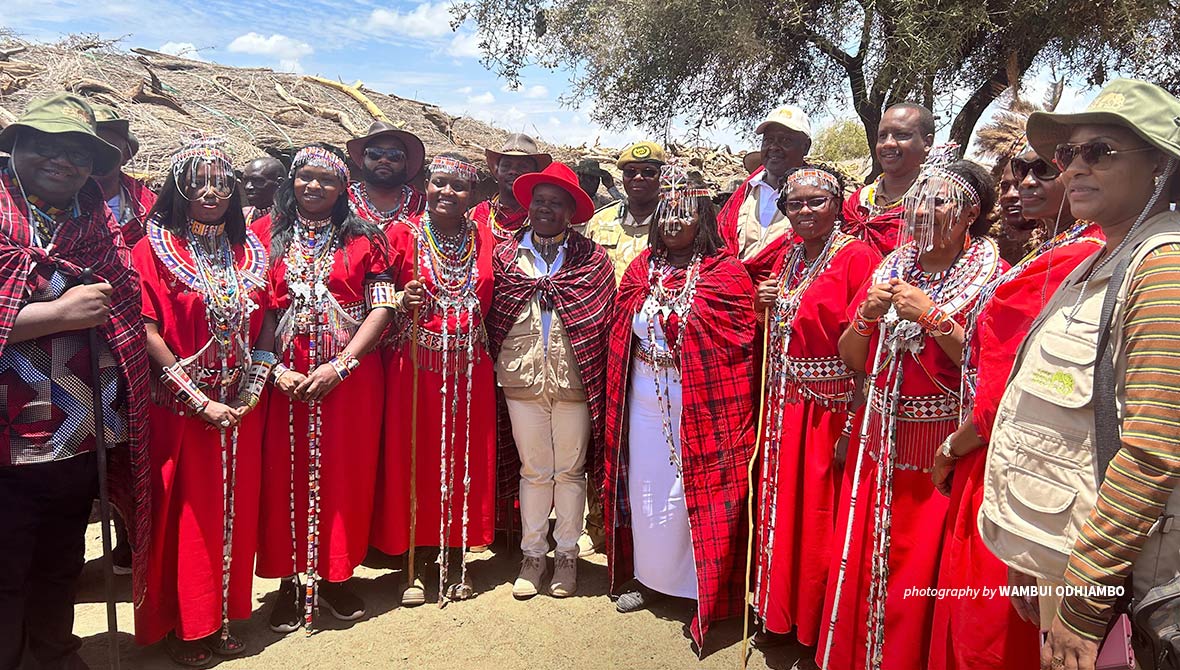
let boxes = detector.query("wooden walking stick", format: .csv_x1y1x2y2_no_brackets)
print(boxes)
740,308,771,670
81,268,121,670
404,232,424,605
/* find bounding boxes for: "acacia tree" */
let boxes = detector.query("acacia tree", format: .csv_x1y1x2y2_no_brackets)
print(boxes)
453,0,1180,174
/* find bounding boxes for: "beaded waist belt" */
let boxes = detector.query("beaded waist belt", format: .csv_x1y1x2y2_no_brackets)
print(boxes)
870,392,959,422
416,322,487,353
782,355,855,382
635,343,677,370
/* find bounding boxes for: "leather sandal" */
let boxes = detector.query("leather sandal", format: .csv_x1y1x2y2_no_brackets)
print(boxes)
165,632,213,668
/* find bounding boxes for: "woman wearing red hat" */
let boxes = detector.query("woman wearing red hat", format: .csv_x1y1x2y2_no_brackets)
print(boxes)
486,162,615,600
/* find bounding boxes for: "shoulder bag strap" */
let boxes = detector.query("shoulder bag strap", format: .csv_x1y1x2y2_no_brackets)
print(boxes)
1094,254,1133,485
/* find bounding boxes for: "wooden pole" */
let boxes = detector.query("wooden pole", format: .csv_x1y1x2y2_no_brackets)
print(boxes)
740,309,771,669
407,233,421,588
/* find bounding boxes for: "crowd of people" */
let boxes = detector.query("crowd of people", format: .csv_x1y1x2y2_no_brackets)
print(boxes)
2,75,1180,670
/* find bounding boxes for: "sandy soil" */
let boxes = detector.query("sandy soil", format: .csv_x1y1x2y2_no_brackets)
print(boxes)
72,523,813,670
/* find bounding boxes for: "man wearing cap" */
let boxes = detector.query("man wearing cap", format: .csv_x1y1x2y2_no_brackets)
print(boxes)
718,105,812,278
347,121,427,228
91,104,157,247
842,102,934,256
0,93,150,670
576,141,667,286
471,134,552,244
241,156,285,225
573,159,621,209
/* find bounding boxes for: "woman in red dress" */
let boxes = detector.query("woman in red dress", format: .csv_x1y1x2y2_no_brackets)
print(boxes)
370,154,497,606
926,143,1103,670
750,165,881,655
819,159,1005,670
251,144,396,635
132,139,270,666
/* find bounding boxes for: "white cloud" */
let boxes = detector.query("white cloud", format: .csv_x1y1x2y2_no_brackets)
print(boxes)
447,31,483,59
456,85,473,95
158,41,207,61
366,2,455,38
467,91,495,106
227,32,313,72
523,85,549,99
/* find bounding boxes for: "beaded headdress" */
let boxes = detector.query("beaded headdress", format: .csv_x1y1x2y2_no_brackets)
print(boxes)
428,155,478,183
902,143,982,252
170,134,236,201
291,145,350,183
656,162,710,235
785,167,841,196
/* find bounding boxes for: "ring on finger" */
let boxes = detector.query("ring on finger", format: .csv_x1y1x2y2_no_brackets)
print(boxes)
1050,657,1065,670
220,419,231,428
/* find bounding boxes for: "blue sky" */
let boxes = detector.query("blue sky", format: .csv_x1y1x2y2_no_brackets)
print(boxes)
2,0,1098,154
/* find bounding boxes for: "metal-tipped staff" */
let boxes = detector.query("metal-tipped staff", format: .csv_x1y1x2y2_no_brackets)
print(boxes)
740,308,772,669
82,268,121,670
404,228,424,605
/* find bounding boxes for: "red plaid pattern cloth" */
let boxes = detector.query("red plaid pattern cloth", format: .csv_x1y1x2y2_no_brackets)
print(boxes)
115,172,157,247
603,249,758,651
486,230,616,507
0,162,152,606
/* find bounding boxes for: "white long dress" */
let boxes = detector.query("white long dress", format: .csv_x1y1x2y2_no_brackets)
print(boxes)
627,298,698,599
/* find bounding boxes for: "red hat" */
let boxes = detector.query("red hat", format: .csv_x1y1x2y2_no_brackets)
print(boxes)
512,162,596,225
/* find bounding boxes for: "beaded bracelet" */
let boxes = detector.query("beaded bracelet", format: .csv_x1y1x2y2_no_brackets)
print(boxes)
918,306,955,336
160,363,211,413
240,350,278,409
851,315,876,337
841,411,858,438
329,351,360,381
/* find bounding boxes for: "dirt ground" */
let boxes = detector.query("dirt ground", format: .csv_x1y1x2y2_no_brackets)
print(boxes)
74,522,813,670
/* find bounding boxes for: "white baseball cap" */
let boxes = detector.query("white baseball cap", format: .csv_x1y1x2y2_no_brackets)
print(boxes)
756,105,812,138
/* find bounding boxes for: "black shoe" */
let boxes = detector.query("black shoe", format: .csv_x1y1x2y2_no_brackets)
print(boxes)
616,582,666,613
751,629,794,649
318,580,365,621
111,542,132,576
268,578,302,634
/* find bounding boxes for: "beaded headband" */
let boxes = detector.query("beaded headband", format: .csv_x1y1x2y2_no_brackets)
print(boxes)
786,168,841,196
428,155,478,182
170,135,236,200
922,167,981,207
170,135,233,181
291,146,350,183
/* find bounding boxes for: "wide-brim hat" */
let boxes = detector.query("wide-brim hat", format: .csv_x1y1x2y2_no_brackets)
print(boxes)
486,133,552,174
345,121,426,179
91,103,140,159
0,93,122,174
742,151,762,174
513,162,596,225
1027,78,1180,163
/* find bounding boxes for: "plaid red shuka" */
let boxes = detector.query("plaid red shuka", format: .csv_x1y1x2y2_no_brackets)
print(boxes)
0,162,152,606
486,229,616,509
116,172,157,247
603,249,758,653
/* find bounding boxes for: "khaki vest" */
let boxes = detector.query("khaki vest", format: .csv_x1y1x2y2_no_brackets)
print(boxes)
736,181,791,261
494,249,586,402
980,211,1180,597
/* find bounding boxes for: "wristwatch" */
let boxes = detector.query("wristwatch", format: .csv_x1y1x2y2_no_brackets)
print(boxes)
939,435,958,460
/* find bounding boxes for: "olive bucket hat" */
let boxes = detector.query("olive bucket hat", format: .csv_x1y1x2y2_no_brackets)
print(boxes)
0,93,122,175
1027,78,1180,163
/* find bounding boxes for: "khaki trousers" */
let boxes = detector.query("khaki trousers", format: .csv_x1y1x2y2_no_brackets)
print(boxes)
505,394,590,558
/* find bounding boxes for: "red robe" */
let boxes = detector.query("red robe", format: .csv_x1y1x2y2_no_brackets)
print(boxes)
841,182,907,257
754,234,881,645
252,215,391,582
603,250,757,652
370,216,497,553
818,238,1005,670
131,223,268,645
716,167,793,281
470,196,529,245
928,223,1103,670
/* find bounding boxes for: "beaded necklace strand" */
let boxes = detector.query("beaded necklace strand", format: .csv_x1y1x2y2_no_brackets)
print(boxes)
644,252,701,476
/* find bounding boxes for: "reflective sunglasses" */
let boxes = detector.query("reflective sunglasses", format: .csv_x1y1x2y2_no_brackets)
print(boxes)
364,147,406,162
27,134,94,168
781,196,832,214
1054,141,1154,170
1011,156,1061,182
622,166,660,179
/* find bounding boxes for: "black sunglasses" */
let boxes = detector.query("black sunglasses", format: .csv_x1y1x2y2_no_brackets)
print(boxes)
1011,157,1061,182
27,134,94,168
364,147,406,162
1054,141,1154,170
622,166,660,180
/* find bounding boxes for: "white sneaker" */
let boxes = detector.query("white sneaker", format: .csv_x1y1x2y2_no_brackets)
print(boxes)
512,556,546,599
549,554,577,598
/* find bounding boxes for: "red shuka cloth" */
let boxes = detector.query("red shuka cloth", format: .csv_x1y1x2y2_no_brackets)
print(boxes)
370,216,497,553
117,172,157,247
818,239,1005,670
131,224,269,645
252,216,389,582
716,167,793,282
0,165,152,606
841,183,907,257
603,250,757,651
470,197,529,245
754,235,881,644
928,224,1103,670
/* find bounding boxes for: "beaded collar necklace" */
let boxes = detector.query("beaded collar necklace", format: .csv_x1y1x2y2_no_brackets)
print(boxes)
352,182,413,225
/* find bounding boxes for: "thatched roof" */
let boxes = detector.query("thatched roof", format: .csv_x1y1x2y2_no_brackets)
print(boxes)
0,34,773,191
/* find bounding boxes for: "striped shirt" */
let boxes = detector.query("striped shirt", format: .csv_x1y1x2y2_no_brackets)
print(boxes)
1059,243,1180,639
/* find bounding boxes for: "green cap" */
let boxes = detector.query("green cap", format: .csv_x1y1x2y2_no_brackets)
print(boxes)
0,93,122,174
616,141,667,168
1027,79,1180,162
91,103,139,159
